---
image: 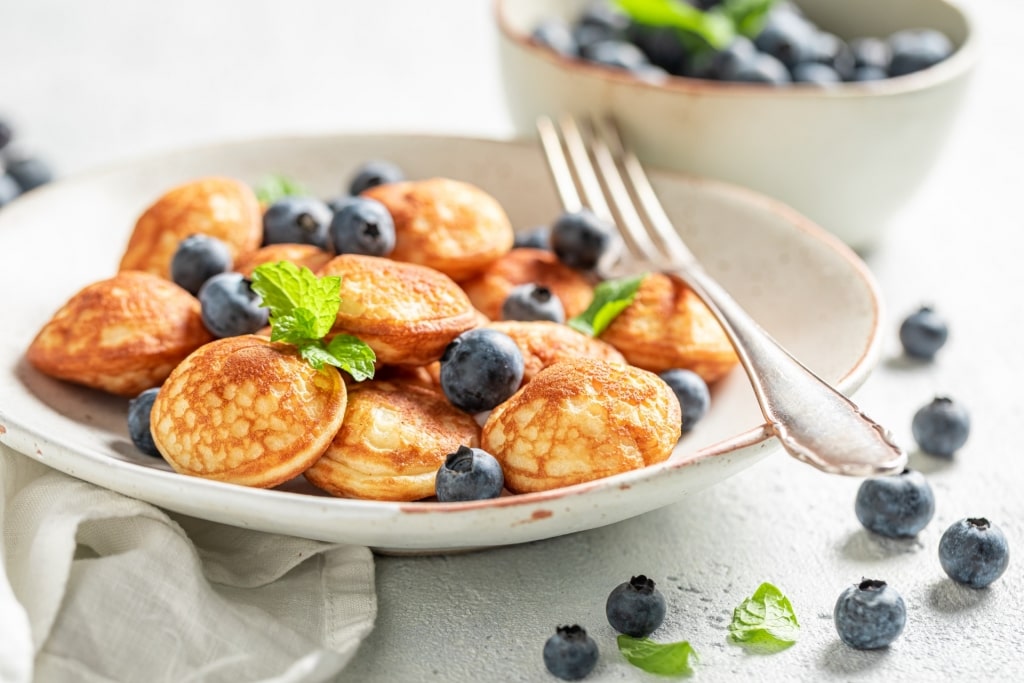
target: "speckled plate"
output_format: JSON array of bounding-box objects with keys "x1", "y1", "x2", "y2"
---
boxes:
[{"x1": 0, "y1": 134, "x2": 882, "y2": 551}]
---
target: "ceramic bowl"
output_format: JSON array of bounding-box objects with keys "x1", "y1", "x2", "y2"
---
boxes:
[{"x1": 495, "y1": 0, "x2": 979, "y2": 250}]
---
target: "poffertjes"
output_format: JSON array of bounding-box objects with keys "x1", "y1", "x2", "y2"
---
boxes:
[
  {"x1": 234, "y1": 243, "x2": 332, "y2": 277},
  {"x1": 305, "y1": 380, "x2": 481, "y2": 501},
  {"x1": 481, "y1": 358, "x2": 681, "y2": 494},
  {"x1": 26, "y1": 271, "x2": 212, "y2": 397},
  {"x1": 150, "y1": 335, "x2": 347, "y2": 488},
  {"x1": 483, "y1": 320, "x2": 626, "y2": 386}
]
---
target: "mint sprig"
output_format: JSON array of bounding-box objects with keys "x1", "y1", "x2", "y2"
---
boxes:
[
  {"x1": 254, "y1": 174, "x2": 308, "y2": 205},
  {"x1": 617, "y1": 635, "x2": 697, "y2": 676},
  {"x1": 728, "y1": 582, "x2": 799, "y2": 653},
  {"x1": 614, "y1": 0, "x2": 777, "y2": 53},
  {"x1": 250, "y1": 261, "x2": 375, "y2": 380},
  {"x1": 568, "y1": 273, "x2": 645, "y2": 337}
]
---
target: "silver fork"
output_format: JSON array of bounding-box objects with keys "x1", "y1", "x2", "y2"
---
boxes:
[{"x1": 536, "y1": 114, "x2": 906, "y2": 477}]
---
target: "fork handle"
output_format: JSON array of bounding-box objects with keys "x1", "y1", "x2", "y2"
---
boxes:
[{"x1": 672, "y1": 262, "x2": 906, "y2": 476}]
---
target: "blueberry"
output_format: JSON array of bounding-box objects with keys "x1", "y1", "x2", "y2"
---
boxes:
[
  {"x1": 326, "y1": 194, "x2": 358, "y2": 216},
  {"x1": 754, "y1": 11, "x2": 816, "y2": 69},
  {"x1": 5, "y1": 155, "x2": 53, "y2": 192},
  {"x1": 502, "y1": 283, "x2": 565, "y2": 323},
  {"x1": 710, "y1": 36, "x2": 758, "y2": 81},
  {"x1": 888, "y1": 29, "x2": 953, "y2": 77},
  {"x1": 531, "y1": 19, "x2": 577, "y2": 57},
  {"x1": 262, "y1": 196, "x2": 332, "y2": 248},
  {"x1": 0, "y1": 173, "x2": 21, "y2": 208},
  {"x1": 434, "y1": 445, "x2": 504, "y2": 502},
  {"x1": 606, "y1": 575, "x2": 666, "y2": 638},
  {"x1": 581, "y1": 40, "x2": 650, "y2": 72},
  {"x1": 658, "y1": 368, "x2": 710, "y2": 432},
  {"x1": 127, "y1": 387, "x2": 162, "y2": 458},
  {"x1": 631, "y1": 25, "x2": 688, "y2": 73},
  {"x1": 833, "y1": 579, "x2": 906, "y2": 649},
  {"x1": 810, "y1": 32, "x2": 856, "y2": 80},
  {"x1": 439, "y1": 328, "x2": 525, "y2": 413},
  {"x1": 0, "y1": 119, "x2": 11, "y2": 151},
  {"x1": 198, "y1": 272, "x2": 269, "y2": 338},
  {"x1": 170, "y1": 234, "x2": 233, "y2": 295},
  {"x1": 912, "y1": 396, "x2": 970, "y2": 457},
  {"x1": 791, "y1": 61, "x2": 841, "y2": 85},
  {"x1": 577, "y1": 0, "x2": 630, "y2": 35},
  {"x1": 348, "y1": 160, "x2": 404, "y2": 196},
  {"x1": 732, "y1": 53, "x2": 792, "y2": 84},
  {"x1": 850, "y1": 37, "x2": 891, "y2": 71},
  {"x1": 328, "y1": 196, "x2": 396, "y2": 257},
  {"x1": 938, "y1": 518, "x2": 1010, "y2": 589},
  {"x1": 899, "y1": 305, "x2": 948, "y2": 360},
  {"x1": 513, "y1": 225, "x2": 552, "y2": 250},
  {"x1": 855, "y1": 468, "x2": 935, "y2": 538},
  {"x1": 550, "y1": 209, "x2": 618, "y2": 271},
  {"x1": 851, "y1": 66, "x2": 889, "y2": 82},
  {"x1": 543, "y1": 625, "x2": 599, "y2": 681}
]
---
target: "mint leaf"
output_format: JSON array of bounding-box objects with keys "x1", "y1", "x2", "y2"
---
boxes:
[
  {"x1": 617, "y1": 636, "x2": 697, "y2": 676},
  {"x1": 614, "y1": 0, "x2": 736, "y2": 50},
  {"x1": 728, "y1": 582, "x2": 799, "y2": 653},
  {"x1": 325, "y1": 334, "x2": 377, "y2": 381},
  {"x1": 568, "y1": 273, "x2": 645, "y2": 337},
  {"x1": 254, "y1": 174, "x2": 308, "y2": 205},
  {"x1": 719, "y1": 0, "x2": 777, "y2": 38}
]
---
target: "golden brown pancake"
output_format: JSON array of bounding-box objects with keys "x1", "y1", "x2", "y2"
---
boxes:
[
  {"x1": 481, "y1": 358, "x2": 681, "y2": 493},
  {"x1": 363, "y1": 177, "x2": 514, "y2": 282},
  {"x1": 119, "y1": 177, "x2": 262, "y2": 278},
  {"x1": 305, "y1": 380, "x2": 481, "y2": 501},
  {"x1": 317, "y1": 253, "x2": 477, "y2": 365},
  {"x1": 26, "y1": 271, "x2": 213, "y2": 397},
  {"x1": 234, "y1": 243, "x2": 332, "y2": 277},
  {"x1": 599, "y1": 272, "x2": 738, "y2": 382},
  {"x1": 484, "y1": 320, "x2": 626, "y2": 385},
  {"x1": 459, "y1": 248, "x2": 594, "y2": 320},
  {"x1": 151, "y1": 335, "x2": 347, "y2": 488}
]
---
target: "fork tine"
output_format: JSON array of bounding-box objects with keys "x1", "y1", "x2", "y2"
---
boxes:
[
  {"x1": 536, "y1": 116, "x2": 583, "y2": 213},
  {"x1": 556, "y1": 115, "x2": 615, "y2": 224}
]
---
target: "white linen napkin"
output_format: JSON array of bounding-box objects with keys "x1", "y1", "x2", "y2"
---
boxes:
[{"x1": 0, "y1": 444, "x2": 376, "y2": 683}]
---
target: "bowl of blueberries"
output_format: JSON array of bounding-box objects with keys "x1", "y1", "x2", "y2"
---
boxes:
[{"x1": 495, "y1": 0, "x2": 978, "y2": 251}]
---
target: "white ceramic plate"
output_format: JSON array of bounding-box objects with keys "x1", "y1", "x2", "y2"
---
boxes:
[{"x1": 0, "y1": 134, "x2": 882, "y2": 551}]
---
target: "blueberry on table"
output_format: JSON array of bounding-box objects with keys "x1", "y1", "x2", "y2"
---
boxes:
[
  {"x1": 198, "y1": 272, "x2": 270, "y2": 338},
  {"x1": 348, "y1": 160, "x2": 404, "y2": 196},
  {"x1": 543, "y1": 625, "x2": 599, "y2": 681},
  {"x1": 550, "y1": 209, "x2": 618, "y2": 272},
  {"x1": 939, "y1": 518, "x2": 1010, "y2": 588},
  {"x1": 855, "y1": 468, "x2": 935, "y2": 538},
  {"x1": 833, "y1": 579, "x2": 906, "y2": 649},
  {"x1": 513, "y1": 225, "x2": 552, "y2": 250},
  {"x1": 659, "y1": 368, "x2": 710, "y2": 432},
  {"x1": 888, "y1": 29, "x2": 954, "y2": 77},
  {"x1": 606, "y1": 575, "x2": 667, "y2": 638},
  {"x1": 434, "y1": 445, "x2": 504, "y2": 502},
  {"x1": 328, "y1": 196, "x2": 396, "y2": 257},
  {"x1": 912, "y1": 396, "x2": 969, "y2": 457},
  {"x1": 899, "y1": 305, "x2": 948, "y2": 360},
  {"x1": 502, "y1": 283, "x2": 565, "y2": 323},
  {"x1": 127, "y1": 387, "x2": 162, "y2": 457},
  {"x1": 531, "y1": 19, "x2": 578, "y2": 57},
  {"x1": 262, "y1": 196, "x2": 332, "y2": 249},
  {"x1": 0, "y1": 173, "x2": 21, "y2": 208},
  {"x1": 5, "y1": 155, "x2": 53, "y2": 192},
  {"x1": 170, "y1": 234, "x2": 233, "y2": 295},
  {"x1": 439, "y1": 328, "x2": 525, "y2": 413}
]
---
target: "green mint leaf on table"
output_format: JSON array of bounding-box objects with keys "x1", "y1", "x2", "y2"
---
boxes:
[
  {"x1": 254, "y1": 174, "x2": 308, "y2": 204},
  {"x1": 617, "y1": 635, "x2": 697, "y2": 676},
  {"x1": 250, "y1": 261, "x2": 375, "y2": 380},
  {"x1": 568, "y1": 273, "x2": 645, "y2": 337},
  {"x1": 728, "y1": 582, "x2": 799, "y2": 652}
]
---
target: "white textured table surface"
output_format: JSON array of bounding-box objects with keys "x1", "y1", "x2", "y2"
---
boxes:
[{"x1": 2, "y1": 1, "x2": 1022, "y2": 681}]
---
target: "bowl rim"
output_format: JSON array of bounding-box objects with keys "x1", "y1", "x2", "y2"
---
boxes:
[{"x1": 494, "y1": 0, "x2": 979, "y2": 99}]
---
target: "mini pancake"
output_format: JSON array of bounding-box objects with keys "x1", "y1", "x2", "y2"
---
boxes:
[
  {"x1": 363, "y1": 177, "x2": 514, "y2": 282},
  {"x1": 317, "y1": 253, "x2": 477, "y2": 366},
  {"x1": 482, "y1": 358, "x2": 681, "y2": 494},
  {"x1": 305, "y1": 380, "x2": 481, "y2": 501},
  {"x1": 119, "y1": 177, "x2": 262, "y2": 278},
  {"x1": 484, "y1": 320, "x2": 626, "y2": 386},
  {"x1": 459, "y1": 248, "x2": 594, "y2": 320},
  {"x1": 26, "y1": 271, "x2": 212, "y2": 397},
  {"x1": 150, "y1": 335, "x2": 346, "y2": 488},
  {"x1": 599, "y1": 272, "x2": 739, "y2": 383},
  {"x1": 234, "y1": 243, "x2": 332, "y2": 277}
]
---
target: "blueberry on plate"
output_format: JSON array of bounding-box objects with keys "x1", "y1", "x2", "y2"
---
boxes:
[
  {"x1": 899, "y1": 305, "x2": 948, "y2": 360},
  {"x1": 834, "y1": 580, "x2": 906, "y2": 649},
  {"x1": 754, "y1": 10, "x2": 816, "y2": 69},
  {"x1": 851, "y1": 66, "x2": 889, "y2": 82},
  {"x1": 262, "y1": 196, "x2": 332, "y2": 248},
  {"x1": 127, "y1": 387, "x2": 162, "y2": 458},
  {"x1": 434, "y1": 445, "x2": 504, "y2": 502},
  {"x1": 912, "y1": 396, "x2": 969, "y2": 457},
  {"x1": 850, "y1": 37, "x2": 891, "y2": 71},
  {"x1": 732, "y1": 53, "x2": 792, "y2": 84},
  {"x1": 0, "y1": 173, "x2": 21, "y2": 208},
  {"x1": 170, "y1": 234, "x2": 233, "y2": 295},
  {"x1": 198, "y1": 272, "x2": 269, "y2": 338},
  {"x1": 501, "y1": 283, "x2": 565, "y2": 323},
  {"x1": 348, "y1": 160, "x2": 404, "y2": 196},
  {"x1": 326, "y1": 194, "x2": 358, "y2": 216},
  {"x1": 710, "y1": 36, "x2": 758, "y2": 81},
  {"x1": 581, "y1": 39, "x2": 650, "y2": 72},
  {"x1": 791, "y1": 61, "x2": 842, "y2": 85},
  {"x1": 513, "y1": 225, "x2": 552, "y2": 250},
  {"x1": 658, "y1": 368, "x2": 710, "y2": 432},
  {"x1": 855, "y1": 468, "x2": 935, "y2": 538},
  {"x1": 939, "y1": 517, "x2": 1010, "y2": 589},
  {"x1": 606, "y1": 575, "x2": 666, "y2": 638},
  {"x1": 888, "y1": 29, "x2": 953, "y2": 77},
  {"x1": 543, "y1": 625, "x2": 599, "y2": 681},
  {"x1": 550, "y1": 209, "x2": 618, "y2": 272},
  {"x1": 328, "y1": 196, "x2": 396, "y2": 257},
  {"x1": 439, "y1": 328, "x2": 525, "y2": 413}
]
